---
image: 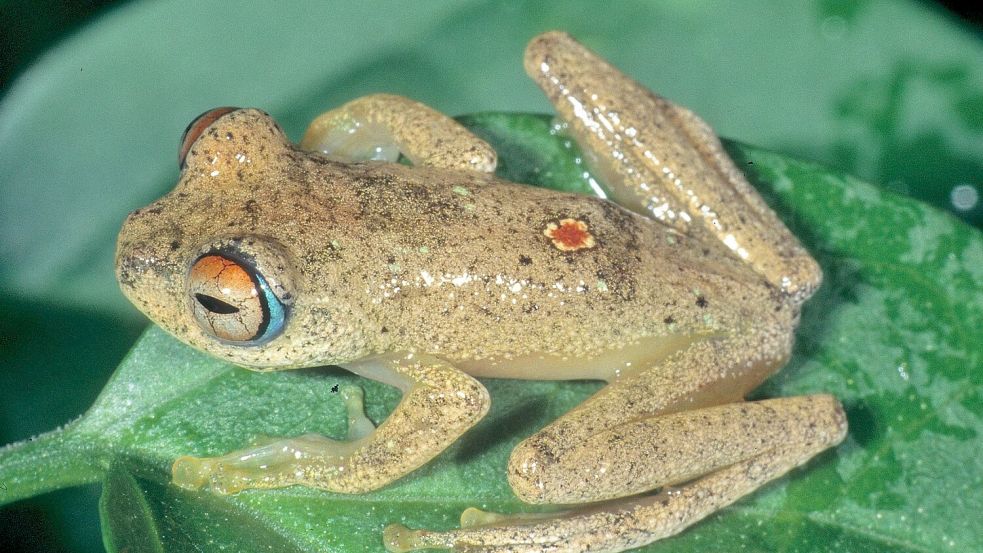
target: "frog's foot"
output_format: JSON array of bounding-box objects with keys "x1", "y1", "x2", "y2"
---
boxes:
[
  {"x1": 384, "y1": 508, "x2": 568, "y2": 553},
  {"x1": 300, "y1": 93, "x2": 497, "y2": 172},
  {"x1": 171, "y1": 386, "x2": 374, "y2": 494},
  {"x1": 171, "y1": 433, "x2": 360, "y2": 494}
]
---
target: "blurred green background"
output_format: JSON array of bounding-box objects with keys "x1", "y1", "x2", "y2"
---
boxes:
[{"x1": 1, "y1": 1, "x2": 980, "y2": 551}]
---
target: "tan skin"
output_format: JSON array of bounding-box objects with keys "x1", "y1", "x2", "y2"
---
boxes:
[{"x1": 115, "y1": 31, "x2": 846, "y2": 553}]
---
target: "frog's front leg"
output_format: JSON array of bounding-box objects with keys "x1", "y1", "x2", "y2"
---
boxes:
[
  {"x1": 300, "y1": 93, "x2": 497, "y2": 173},
  {"x1": 386, "y1": 336, "x2": 846, "y2": 553},
  {"x1": 172, "y1": 354, "x2": 490, "y2": 494}
]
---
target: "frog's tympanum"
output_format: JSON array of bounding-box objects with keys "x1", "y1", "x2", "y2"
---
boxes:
[{"x1": 116, "y1": 32, "x2": 846, "y2": 553}]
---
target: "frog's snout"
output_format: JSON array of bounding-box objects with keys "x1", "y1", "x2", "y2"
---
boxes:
[
  {"x1": 115, "y1": 207, "x2": 180, "y2": 306},
  {"x1": 114, "y1": 246, "x2": 149, "y2": 290},
  {"x1": 115, "y1": 245, "x2": 165, "y2": 308},
  {"x1": 116, "y1": 214, "x2": 151, "y2": 286}
]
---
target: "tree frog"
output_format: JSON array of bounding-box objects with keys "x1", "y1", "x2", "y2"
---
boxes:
[{"x1": 115, "y1": 31, "x2": 846, "y2": 553}]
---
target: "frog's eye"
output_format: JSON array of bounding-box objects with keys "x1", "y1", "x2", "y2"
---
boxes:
[
  {"x1": 188, "y1": 253, "x2": 286, "y2": 344},
  {"x1": 179, "y1": 107, "x2": 239, "y2": 168}
]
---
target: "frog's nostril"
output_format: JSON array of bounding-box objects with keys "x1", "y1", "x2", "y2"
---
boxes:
[
  {"x1": 116, "y1": 250, "x2": 156, "y2": 299},
  {"x1": 115, "y1": 246, "x2": 161, "y2": 286}
]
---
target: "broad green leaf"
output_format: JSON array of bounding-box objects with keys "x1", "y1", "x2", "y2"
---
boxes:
[{"x1": 1, "y1": 113, "x2": 981, "y2": 553}]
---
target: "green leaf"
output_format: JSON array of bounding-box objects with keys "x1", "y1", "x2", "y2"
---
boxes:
[{"x1": 2, "y1": 113, "x2": 981, "y2": 553}]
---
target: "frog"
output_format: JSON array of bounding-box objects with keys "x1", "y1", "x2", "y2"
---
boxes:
[{"x1": 115, "y1": 31, "x2": 846, "y2": 553}]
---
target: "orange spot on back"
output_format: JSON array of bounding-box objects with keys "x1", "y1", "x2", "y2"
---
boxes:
[{"x1": 544, "y1": 218, "x2": 596, "y2": 251}]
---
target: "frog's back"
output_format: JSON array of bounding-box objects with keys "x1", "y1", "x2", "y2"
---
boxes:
[{"x1": 301, "y1": 158, "x2": 787, "y2": 367}]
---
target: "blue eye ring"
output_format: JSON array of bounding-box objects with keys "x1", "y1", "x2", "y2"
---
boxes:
[
  {"x1": 252, "y1": 267, "x2": 286, "y2": 343},
  {"x1": 188, "y1": 251, "x2": 289, "y2": 345}
]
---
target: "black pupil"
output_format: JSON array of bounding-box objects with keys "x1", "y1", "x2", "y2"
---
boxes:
[{"x1": 195, "y1": 293, "x2": 239, "y2": 314}]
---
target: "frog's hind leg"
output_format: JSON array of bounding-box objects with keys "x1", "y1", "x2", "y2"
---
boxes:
[
  {"x1": 300, "y1": 93, "x2": 497, "y2": 173},
  {"x1": 385, "y1": 337, "x2": 846, "y2": 553},
  {"x1": 386, "y1": 436, "x2": 837, "y2": 553},
  {"x1": 525, "y1": 31, "x2": 820, "y2": 302}
]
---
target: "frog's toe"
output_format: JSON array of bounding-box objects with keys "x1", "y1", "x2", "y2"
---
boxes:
[
  {"x1": 171, "y1": 454, "x2": 270, "y2": 494},
  {"x1": 171, "y1": 455, "x2": 214, "y2": 491},
  {"x1": 171, "y1": 436, "x2": 356, "y2": 493},
  {"x1": 382, "y1": 511, "x2": 520, "y2": 552},
  {"x1": 382, "y1": 508, "x2": 571, "y2": 552},
  {"x1": 206, "y1": 465, "x2": 261, "y2": 495},
  {"x1": 383, "y1": 524, "x2": 441, "y2": 553},
  {"x1": 381, "y1": 521, "x2": 551, "y2": 553}
]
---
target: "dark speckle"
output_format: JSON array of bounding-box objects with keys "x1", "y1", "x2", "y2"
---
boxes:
[
  {"x1": 663, "y1": 316, "x2": 675, "y2": 325},
  {"x1": 518, "y1": 255, "x2": 532, "y2": 266},
  {"x1": 169, "y1": 240, "x2": 181, "y2": 251},
  {"x1": 330, "y1": 384, "x2": 339, "y2": 393},
  {"x1": 696, "y1": 296, "x2": 708, "y2": 308}
]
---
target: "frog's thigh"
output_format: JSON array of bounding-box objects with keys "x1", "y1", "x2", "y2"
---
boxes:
[
  {"x1": 300, "y1": 93, "x2": 497, "y2": 172},
  {"x1": 171, "y1": 355, "x2": 490, "y2": 495},
  {"x1": 506, "y1": 338, "x2": 846, "y2": 505},
  {"x1": 510, "y1": 395, "x2": 845, "y2": 504}
]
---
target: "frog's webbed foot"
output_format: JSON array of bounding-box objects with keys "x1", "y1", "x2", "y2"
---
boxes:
[
  {"x1": 526, "y1": 31, "x2": 821, "y2": 303},
  {"x1": 300, "y1": 93, "x2": 497, "y2": 173},
  {"x1": 172, "y1": 357, "x2": 490, "y2": 495},
  {"x1": 172, "y1": 386, "x2": 372, "y2": 494},
  {"x1": 172, "y1": 433, "x2": 356, "y2": 494}
]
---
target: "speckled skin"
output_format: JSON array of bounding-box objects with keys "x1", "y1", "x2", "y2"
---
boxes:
[
  {"x1": 116, "y1": 106, "x2": 787, "y2": 372},
  {"x1": 115, "y1": 31, "x2": 846, "y2": 553}
]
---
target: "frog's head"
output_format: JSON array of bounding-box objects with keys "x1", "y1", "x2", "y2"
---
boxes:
[{"x1": 116, "y1": 108, "x2": 374, "y2": 370}]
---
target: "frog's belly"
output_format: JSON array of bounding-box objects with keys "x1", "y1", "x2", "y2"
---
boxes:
[{"x1": 452, "y1": 332, "x2": 706, "y2": 382}]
